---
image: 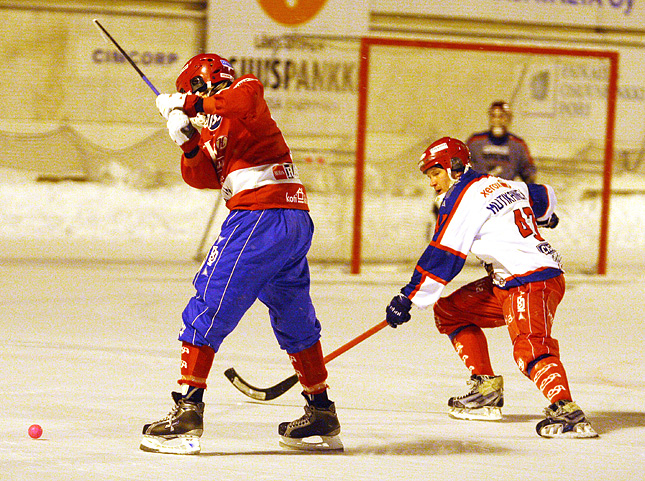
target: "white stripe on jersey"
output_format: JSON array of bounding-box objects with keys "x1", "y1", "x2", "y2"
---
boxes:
[{"x1": 221, "y1": 162, "x2": 303, "y2": 201}]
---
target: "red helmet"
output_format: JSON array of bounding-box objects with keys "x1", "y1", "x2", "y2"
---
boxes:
[
  {"x1": 418, "y1": 137, "x2": 470, "y2": 174},
  {"x1": 176, "y1": 54, "x2": 235, "y2": 95}
]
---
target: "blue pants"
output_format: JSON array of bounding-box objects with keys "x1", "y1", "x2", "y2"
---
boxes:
[{"x1": 179, "y1": 209, "x2": 321, "y2": 354}]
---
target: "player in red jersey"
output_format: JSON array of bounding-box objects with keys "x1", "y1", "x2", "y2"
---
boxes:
[{"x1": 140, "y1": 54, "x2": 342, "y2": 454}]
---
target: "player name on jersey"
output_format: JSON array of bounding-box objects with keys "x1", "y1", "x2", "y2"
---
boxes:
[{"x1": 486, "y1": 189, "x2": 528, "y2": 215}]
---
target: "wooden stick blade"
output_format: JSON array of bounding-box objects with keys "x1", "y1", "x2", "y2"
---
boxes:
[
  {"x1": 224, "y1": 368, "x2": 299, "y2": 401},
  {"x1": 223, "y1": 320, "x2": 388, "y2": 401}
]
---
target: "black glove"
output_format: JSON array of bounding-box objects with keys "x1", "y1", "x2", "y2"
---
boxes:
[
  {"x1": 537, "y1": 213, "x2": 559, "y2": 229},
  {"x1": 386, "y1": 293, "x2": 412, "y2": 328}
]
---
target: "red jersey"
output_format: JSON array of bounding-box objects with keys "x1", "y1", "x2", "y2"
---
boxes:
[{"x1": 180, "y1": 75, "x2": 308, "y2": 211}]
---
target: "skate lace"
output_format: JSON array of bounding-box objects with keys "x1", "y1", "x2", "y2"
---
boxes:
[
  {"x1": 160, "y1": 404, "x2": 182, "y2": 426},
  {"x1": 290, "y1": 406, "x2": 314, "y2": 428},
  {"x1": 452, "y1": 378, "x2": 479, "y2": 401},
  {"x1": 544, "y1": 401, "x2": 582, "y2": 422}
]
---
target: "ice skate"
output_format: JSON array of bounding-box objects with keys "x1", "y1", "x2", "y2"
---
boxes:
[
  {"x1": 140, "y1": 392, "x2": 204, "y2": 454},
  {"x1": 278, "y1": 393, "x2": 343, "y2": 452},
  {"x1": 536, "y1": 400, "x2": 598, "y2": 438},
  {"x1": 448, "y1": 374, "x2": 504, "y2": 420}
]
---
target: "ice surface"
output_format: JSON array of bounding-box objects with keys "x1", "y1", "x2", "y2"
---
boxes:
[
  {"x1": 1, "y1": 260, "x2": 643, "y2": 481},
  {"x1": 0, "y1": 169, "x2": 643, "y2": 480}
]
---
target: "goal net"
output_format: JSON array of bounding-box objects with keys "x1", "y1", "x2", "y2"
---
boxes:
[{"x1": 350, "y1": 37, "x2": 618, "y2": 274}]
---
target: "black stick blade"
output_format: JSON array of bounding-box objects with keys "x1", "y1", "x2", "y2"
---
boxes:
[{"x1": 224, "y1": 368, "x2": 299, "y2": 401}]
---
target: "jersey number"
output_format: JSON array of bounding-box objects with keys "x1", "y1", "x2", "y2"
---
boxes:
[{"x1": 513, "y1": 207, "x2": 544, "y2": 241}]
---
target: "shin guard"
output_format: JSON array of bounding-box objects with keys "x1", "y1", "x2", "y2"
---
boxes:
[
  {"x1": 178, "y1": 342, "x2": 215, "y2": 389},
  {"x1": 449, "y1": 325, "x2": 495, "y2": 376},
  {"x1": 288, "y1": 341, "x2": 328, "y2": 394},
  {"x1": 529, "y1": 356, "x2": 572, "y2": 404}
]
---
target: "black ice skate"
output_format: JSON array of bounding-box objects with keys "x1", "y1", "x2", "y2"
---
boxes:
[
  {"x1": 448, "y1": 374, "x2": 504, "y2": 420},
  {"x1": 140, "y1": 392, "x2": 204, "y2": 454},
  {"x1": 536, "y1": 399, "x2": 598, "y2": 438},
  {"x1": 278, "y1": 393, "x2": 343, "y2": 452}
]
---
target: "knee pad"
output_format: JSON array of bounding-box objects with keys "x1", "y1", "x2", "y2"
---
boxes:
[
  {"x1": 513, "y1": 337, "x2": 560, "y2": 376},
  {"x1": 434, "y1": 297, "x2": 468, "y2": 335},
  {"x1": 435, "y1": 298, "x2": 505, "y2": 338}
]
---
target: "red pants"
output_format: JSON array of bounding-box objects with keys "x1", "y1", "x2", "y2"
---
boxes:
[{"x1": 434, "y1": 275, "x2": 565, "y2": 377}]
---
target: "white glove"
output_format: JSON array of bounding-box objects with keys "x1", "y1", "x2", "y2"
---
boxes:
[
  {"x1": 156, "y1": 92, "x2": 187, "y2": 120},
  {"x1": 166, "y1": 109, "x2": 196, "y2": 146}
]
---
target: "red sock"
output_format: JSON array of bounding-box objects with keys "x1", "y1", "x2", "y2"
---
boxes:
[
  {"x1": 450, "y1": 326, "x2": 495, "y2": 376},
  {"x1": 530, "y1": 357, "x2": 572, "y2": 403},
  {"x1": 178, "y1": 342, "x2": 215, "y2": 389},
  {"x1": 288, "y1": 341, "x2": 328, "y2": 394}
]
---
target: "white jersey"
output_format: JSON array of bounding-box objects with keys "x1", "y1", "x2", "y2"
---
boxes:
[{"x1": 403, "y1": 168, "x2": 563, "y2": 309}]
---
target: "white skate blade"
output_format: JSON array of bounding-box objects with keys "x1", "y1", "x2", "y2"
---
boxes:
[
  {"x1": 279, "y1": 434, "x2": 344, "y2": 452},
  {"x1": 538, "y1": 422, "x2": 599, "y2": 439},
  {"x1": 140, "y1": 435, "x2": 201, "y2": 454},
  {"x1": 449, "y1": 406, "x2": 502, "y2": 421}
]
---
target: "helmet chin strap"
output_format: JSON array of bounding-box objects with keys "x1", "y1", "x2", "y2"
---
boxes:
[
  {"x1": 446, "y1": 171, "x2": 458, "y2": 191},
  {"x1": 448, "y1": 165, "x2": 468, "y2": 186},
  {"x1": 435, "y1": 167, "x2": 467, "y2": 204}
]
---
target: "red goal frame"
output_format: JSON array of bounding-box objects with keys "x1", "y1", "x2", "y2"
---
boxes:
[{"x1": 351, "y1": 37, "x2": 619, "y2": 275}]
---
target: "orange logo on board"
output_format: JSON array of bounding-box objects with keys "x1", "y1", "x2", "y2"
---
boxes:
[{"x1": 256, "y1": 0, "x2": 328, "y2": 26}]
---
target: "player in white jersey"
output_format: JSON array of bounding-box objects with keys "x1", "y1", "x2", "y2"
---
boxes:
[{"x1": 385, "y1": 137, "x2": 597, "y2": 438}]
